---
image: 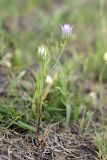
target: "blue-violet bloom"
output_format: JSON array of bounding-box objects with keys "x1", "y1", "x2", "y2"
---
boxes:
[{"x1": 61, "y1": 24, "x2": 73, "y2": 38}]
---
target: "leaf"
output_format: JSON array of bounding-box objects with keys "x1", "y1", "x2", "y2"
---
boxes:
[{"x1": 16, "y1": 121, "x2": 35, "y2": 132}]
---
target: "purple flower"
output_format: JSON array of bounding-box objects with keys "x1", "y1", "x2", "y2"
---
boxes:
[{"x1": 61, "y1": 24, "x2": 73, "y2": 38}]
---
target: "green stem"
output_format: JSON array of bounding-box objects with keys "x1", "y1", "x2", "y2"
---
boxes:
[
  {"x1": 51, "y1": 41, "x2": 67, "y2": 70},
  {"x1": 32, "y1": 60, "x2": 47, "y2": 134},
  {"x1": 99, "y1": 65, "x2": 105, "y2": 124},
  {"x1": 99, "y1": 0, "x2": 106, "y2": 48}
]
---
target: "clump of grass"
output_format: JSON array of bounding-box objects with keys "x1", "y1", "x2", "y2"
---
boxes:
[{"x1": 95, "y1": 131, "x2": 107, "y2": 160}]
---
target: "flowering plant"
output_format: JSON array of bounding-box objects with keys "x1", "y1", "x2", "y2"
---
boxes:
[{"x1": 32, "y1": 24, "x2": 73, "y2": 134}]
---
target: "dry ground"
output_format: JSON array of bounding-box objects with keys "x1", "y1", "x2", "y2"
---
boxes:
[{"x1": 0, "y1": 126, "x2": 98, "y2": 160}]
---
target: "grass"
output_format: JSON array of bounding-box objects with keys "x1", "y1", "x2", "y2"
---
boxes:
[{"x1": 0, "y1": 0, "x2": 107, "y2": 159}]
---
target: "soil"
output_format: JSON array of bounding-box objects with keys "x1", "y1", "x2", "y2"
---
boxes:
[{"x1": 0, "y1": 128, "x2": 98, "y2": 160}]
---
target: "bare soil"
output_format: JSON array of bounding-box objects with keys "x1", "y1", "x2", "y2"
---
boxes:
[{"x1": 0, "y1": 127, "x2": 98, "y2": 160}]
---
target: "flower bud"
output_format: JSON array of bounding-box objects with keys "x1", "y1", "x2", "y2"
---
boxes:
[
  {"x1": 37, "y1": 46, "x2": 47, "y2": 60},
  {"x1": 45, "y1": 75, "x2": 53, "y2": 84}
]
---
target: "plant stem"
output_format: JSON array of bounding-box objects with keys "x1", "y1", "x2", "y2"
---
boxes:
[
  {"x1": 99, "y1": 65, "x2": 105, "y2": 124},
  {"x1": 51, "y1": 41, "x2": 67, "y2": 71}
]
